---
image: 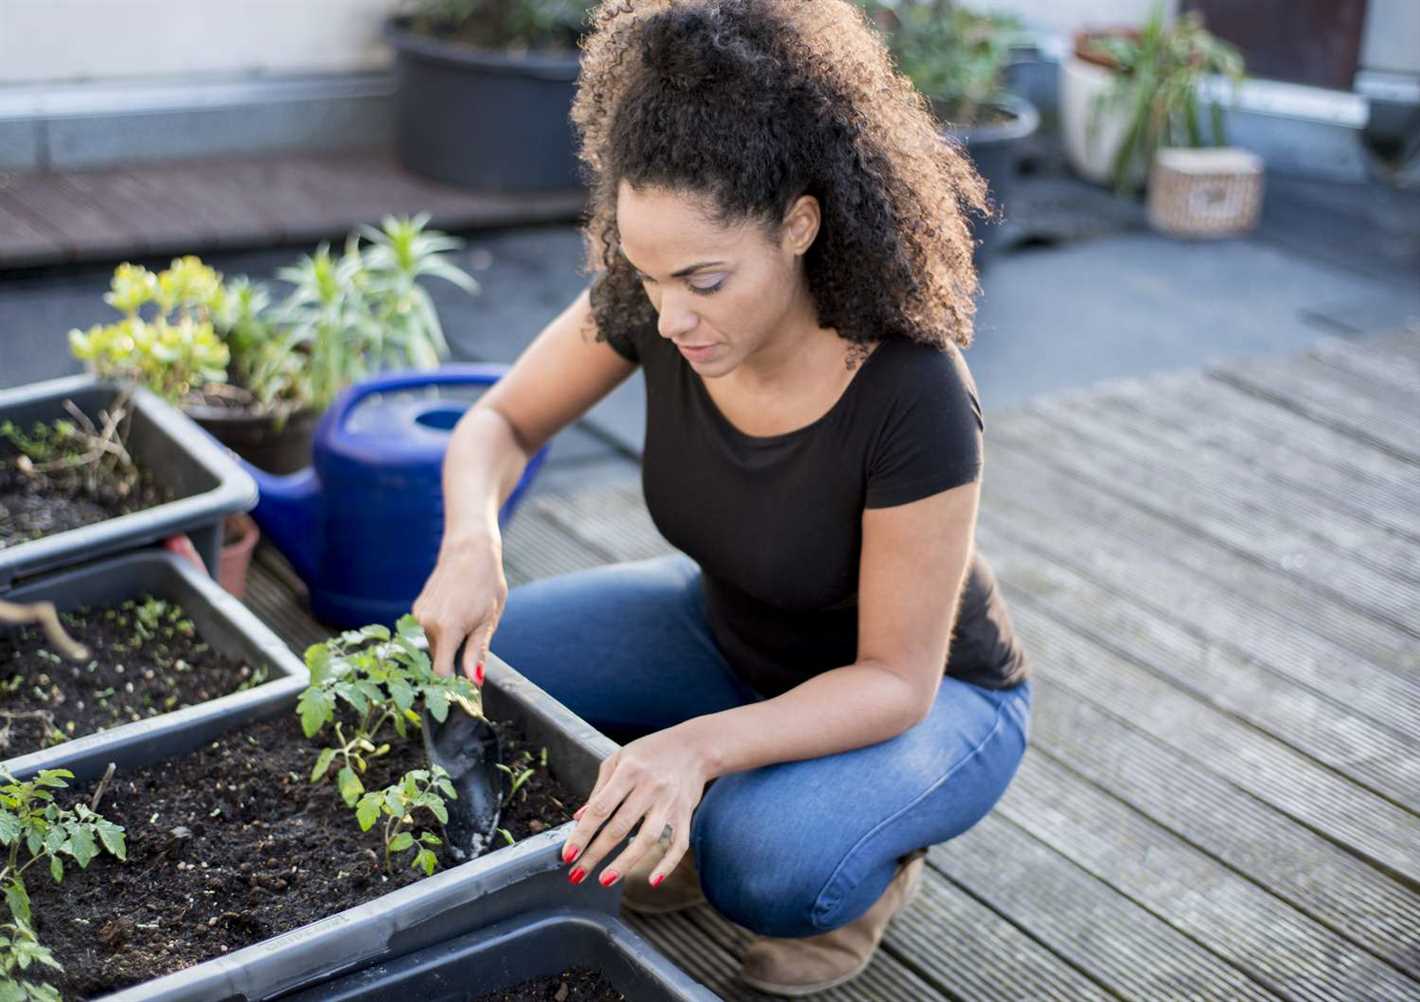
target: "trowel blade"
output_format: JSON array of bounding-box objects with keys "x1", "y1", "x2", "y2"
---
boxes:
[{"x1": 420, "y1": 666, "x2": 503, "y2": 862}]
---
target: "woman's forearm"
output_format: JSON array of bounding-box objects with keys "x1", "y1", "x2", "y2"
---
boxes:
[
  {"x1": 677, "y1": 661, "x2": 928, "y2": 780},
  {"x1": 441, "y1": 405, "x2": 532, "y2": 546}
]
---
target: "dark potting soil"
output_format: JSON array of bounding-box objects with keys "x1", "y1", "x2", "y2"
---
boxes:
[
  {"x1": 472, "y1": 966, "x2": 627, "y2": 1002},
  {"x1": 0, "y1": 596, "x2": 262, "y2": 757},
  {"x1": 0, "y1": 443, "x2": 169, "y2": 548},
  {"x1": 27, "y1": 713, "x2": 577, "y2": 999}
]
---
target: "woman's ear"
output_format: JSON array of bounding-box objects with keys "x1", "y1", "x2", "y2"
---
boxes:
[{"x1": 781, "y1": 194, "x2": 821, "y2": 256}]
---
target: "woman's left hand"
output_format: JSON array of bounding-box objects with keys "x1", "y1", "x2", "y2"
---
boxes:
[{"x1": 561, "y1": 725, "x2": 711, "y2": 889}]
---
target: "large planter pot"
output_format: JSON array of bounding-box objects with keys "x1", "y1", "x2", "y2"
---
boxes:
[
  {"x1": 28, "y1": 649, "x2": 619, "y2": 1001},
  {"x1": 948, "y1": 93, "x2": 1041, "y2": 268},
  {"x1": 0, "y1": 550, "x2": 307, "y2": 782},
  {"x1": 285, "y1": 910, "x2": 718, "y2": 1001},
  {"x1": 384, "y1": 17, "x2": 581, "y2": 192},
  {"x1": 0, "y1": 377, "x2": 257, "y2": 588},
  {"x1": 1060, "y1": 52, "x2": 1146, "y2": 189},
  {"x1": 187, "y1": 403, "x2": 319, "y2": 476}
]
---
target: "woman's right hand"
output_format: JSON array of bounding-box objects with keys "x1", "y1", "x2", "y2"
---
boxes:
[{"x1": 412, "y1": 530, "x2": 508, "y2": 685}]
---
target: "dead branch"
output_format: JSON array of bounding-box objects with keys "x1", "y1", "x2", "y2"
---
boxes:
[{"x1": 0, "y1": 598, "x2": 90, "y2": 661}]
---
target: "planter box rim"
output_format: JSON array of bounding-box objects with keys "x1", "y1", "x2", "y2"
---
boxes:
[
  {"x1": 384, "y1": 17, "x2": 580, "y2": 79},
  {"x1": 1, "y1": 549, "x2": 308, "y2": 780},
  {"x1": 289, "y1": 908, "x2": 719, "y2": 1001},
  {"x1": 0, "y1": 375, "x2": 258, "y2": 590}
]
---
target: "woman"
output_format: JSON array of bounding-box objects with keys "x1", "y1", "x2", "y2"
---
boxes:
[{"x1": 413, "y1": 0, "x2": 1032, "y2": 994}]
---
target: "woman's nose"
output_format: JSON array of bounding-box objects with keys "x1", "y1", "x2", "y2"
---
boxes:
[{"x1": 657, "y1": 294, "x2": 699, "y2": 341}]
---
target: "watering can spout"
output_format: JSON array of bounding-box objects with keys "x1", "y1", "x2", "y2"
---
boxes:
[{"x1": 239, "y1": 460, "x2": 324, "y2": 586}]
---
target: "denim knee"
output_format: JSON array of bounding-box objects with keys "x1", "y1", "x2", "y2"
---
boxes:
[{"x1": 692, "y1": 791, "x2": 839, "y2": 938}]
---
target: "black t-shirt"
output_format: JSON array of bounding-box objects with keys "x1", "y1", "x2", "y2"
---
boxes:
[{"x1": 603, "y1": 316, "x2": 1030, "y2": 699}]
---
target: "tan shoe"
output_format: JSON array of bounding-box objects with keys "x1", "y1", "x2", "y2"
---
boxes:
[
  {"x1": 619, "y1": 846, "x2": 707, "y2": 915},
  {"x1": 738, "y1": 849, "x2": 927, "y2": 997}
]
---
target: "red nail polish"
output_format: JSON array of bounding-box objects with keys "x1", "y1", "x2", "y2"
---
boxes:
[
  {"x1": 599, "y1": 870, "x2": 619, "y2": 887},
  {"x1": 651, "y1": 873, "x2": 665, "y2": 888},
  {"x1": 569, "y1": 867, "x2": 587, "y2": 885},
  {"x1": 562, "y1": 844, "x2": 579, "y2": 864},
  {"x1": 474, "y1": 662, "x2": 485, "y2": 686}
]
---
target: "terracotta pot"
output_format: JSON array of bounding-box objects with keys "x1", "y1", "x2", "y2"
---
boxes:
[{"x1": 217, "y1": 513, "x2": 260, "y2": 599}]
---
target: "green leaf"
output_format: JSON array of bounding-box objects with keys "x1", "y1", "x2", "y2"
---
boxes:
[
  {"x1": 297, "y1": 687, "x2": 333, "y2": 738},
  {"x1": 337, "y1": 766, "x2": 364, "y2": 807},
  {"x1": 5, "y1": 879, "x2": 31, "y2": 926},
  {"x1": 388, "y1": 832, "x2": 414, "y2": 853},
  {"x1": 35, "y1": 770, "x2": 71, "y2": 789},
  {"x1": 355, "y1": 794, "x2": 381, "y2": 831},
  {"x1": 310, "y1": 747, "x2": 337, "y2": 783},
  {"x1": 424, "y1": 797, "x2": 448, "y2": 826},
  {"x1": 49, "y1": 856, "x2": 63, "y2": 883},
  {"x1": 0, "y1": 810, "x2": 20, "y2": 846},
  {"x1": 414, "y1": 847, "x2": 437, "y2": 877},
  {"x1": 360, "y1": 624, "x2": 391, "y2": 642},
  {"x1": 395, "y1": 614, "x2": 425, "y2": 643},
  {"x1": 67, "y1": 827, "x2": 98, "y2": 868},
  {"x1": 333, "y1": 681, "x2": 367, "y2": 714},
  {"x1": 96, "y1": 820, "x2": 126, "y2": 860},
  {"x1": 304, "y1": 643, "x2": 331, "y2": 683},
  {"x1": 424, "y1": 687, "x2": 449, "y2": 723},
  {"x1": 420, "y1": 832, "x2": 442, "y2": 846},
  {"x1": 387, "y1": 678, "x2": 415, "y2": 713}
]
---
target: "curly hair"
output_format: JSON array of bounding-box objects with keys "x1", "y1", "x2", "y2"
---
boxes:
[{"x1": 572, "y1": 0, "x2": 991, "y2": 360}]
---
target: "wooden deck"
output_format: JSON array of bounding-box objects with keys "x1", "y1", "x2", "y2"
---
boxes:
[
  {"x1": 0, "y1": 150, "x2": 585, "y2": 270},
  {"x1": 243, "y1": 328, "x2": 1420, "y2": 1001}
]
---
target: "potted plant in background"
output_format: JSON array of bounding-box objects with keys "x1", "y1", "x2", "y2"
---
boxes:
[
  {"x1": 1061, "y1": 4, "x2": 1244, "y2": 193},
  {"x1": 384, "y1": 0, "x2": 593, "y2": 191},
  {"x1": 67, "y1": 216, "x2": 478, "y2": 595},
  {"x1": 863, "y1": 0, "x2": 1040, "y2": 267}
]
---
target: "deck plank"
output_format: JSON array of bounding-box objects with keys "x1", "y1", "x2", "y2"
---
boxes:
[
  {"x1": 1023, "y1": 671, "x2": 1420, "y2": 981},
  {"x1": 0, "y1": 152, "x2": 586, "y2": 270},
  {"x1": 995, "y1": 754, "x2": 1420, "y2": 1000},
  {"x1": 929, "y1": 815, "x2": 1280, "y2": 1001},
  {"x1": 975, "y1": 521, "x2": 1420, "y2": 812},
  {"x1": 979, "y1": 441, "x2": 1418, "y2": 679},
  {"x1": 990, "y1": 406, "x2": 1420, "y2": 633},
  {"x1": 1212, "y1": 353, "x2": 1420, "y2": 466},
  {"x1": 1083, "y1": 371, "x2": 1420, "y2": 541}
]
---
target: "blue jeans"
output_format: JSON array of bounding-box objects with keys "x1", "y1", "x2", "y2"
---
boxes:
[{"x1": 492, "y1": 553, "x2": 1032, "y2": 938}]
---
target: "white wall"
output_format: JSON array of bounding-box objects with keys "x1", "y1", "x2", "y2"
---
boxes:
[
  {"x1": 0, "y1": 0, "x2": 399, "y2": 84},
  {"x1": 989, "y1": 0, "x2": 1180, "y2": 38}
]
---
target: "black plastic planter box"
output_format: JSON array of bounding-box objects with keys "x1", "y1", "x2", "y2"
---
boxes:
[
  {"x1": 0, "y1": 376, "x2": 258, "y2": 587},
  {"x1": 0, "y1": 549, "x2": 308, "y2": 781},
  {"x1": 75, "y1": 652, "x2": 621, "y2": 1002},
  {"x1": 283, "y1": 909, "x2": 719, "y2": 1002}
]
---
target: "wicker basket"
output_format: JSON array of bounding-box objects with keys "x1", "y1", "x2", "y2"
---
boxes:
[{"x1": 1147, "y1": 147, "x2": 1264, "y2": 238}]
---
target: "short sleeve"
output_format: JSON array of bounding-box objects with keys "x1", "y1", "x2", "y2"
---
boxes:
[{"x1": 864, "y1": 345, "x2": 984, "y2": 509}]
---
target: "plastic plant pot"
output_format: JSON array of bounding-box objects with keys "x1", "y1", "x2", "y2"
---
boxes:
[
  {"x1": 281, "y1": 909, "x2": 719, "y2": 1002},
  {"x1": 0, "y1": 549, "x2": 307, "y2": 782},
  {"x1": 0, "y1": 376, "x2": 258, "y2": 589},
  {"x1": 67, "y1": 654, "x2": 620, "y2": 1002}
]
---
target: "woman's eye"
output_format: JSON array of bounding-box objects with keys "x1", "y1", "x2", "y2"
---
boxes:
[{"x1": 689, "y1": 277, "x2": 725, "y2": 296}]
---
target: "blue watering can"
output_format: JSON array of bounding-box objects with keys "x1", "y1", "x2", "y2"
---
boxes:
[{"x1": 241, "y1": 365, "x2": 548, "y2": 628}]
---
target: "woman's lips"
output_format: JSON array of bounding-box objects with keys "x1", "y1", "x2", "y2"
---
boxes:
[{"x1": 678, "y1": 343, "x2": 718, "y2": 362}]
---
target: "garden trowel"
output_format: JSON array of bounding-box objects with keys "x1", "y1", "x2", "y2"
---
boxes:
[{"x1": 420, "y1": 640, "x2": 504, "y2": 862}]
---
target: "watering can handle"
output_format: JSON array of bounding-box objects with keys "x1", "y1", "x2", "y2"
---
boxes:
[{"x1": 322, "y1": 364, "x2": 510, "y2": 436}]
